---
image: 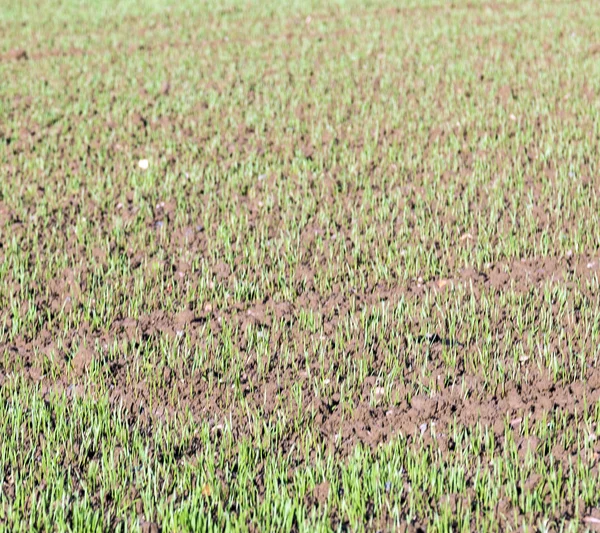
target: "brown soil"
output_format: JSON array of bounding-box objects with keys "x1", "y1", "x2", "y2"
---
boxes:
[{"x1": 2, "y1": 0, "x2": 600, "y2": 529}]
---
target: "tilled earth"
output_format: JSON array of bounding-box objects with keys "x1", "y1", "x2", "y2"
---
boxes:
[{"x1": 2, "y1": 0, "x2": 600, "y2": 530}]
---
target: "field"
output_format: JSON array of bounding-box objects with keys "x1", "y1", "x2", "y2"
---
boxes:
[{"x1": 1, "y1": 0, "x2": 600, "y2": 530}]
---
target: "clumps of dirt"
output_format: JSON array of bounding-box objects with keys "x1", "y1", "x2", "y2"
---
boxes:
[
  {"x1": 588, "y1": 43, "x2": 600, "y2": 57},
  {"x1": 306, "y1": 480, "x2": 330, "y2": 506},
  {"x1": 421, "y1": 253, "x2": 600, "y2": 295},
  {"x1": 2, "y1": 48, "x2": 28, "y2": 61},
  {"x1": 70, "y1": 347, "x2": 94, "y2": 376}
]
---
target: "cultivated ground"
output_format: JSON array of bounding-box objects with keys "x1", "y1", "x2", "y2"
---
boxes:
[{"x1": 1, "y1": 0, "x2": 600, "y2": 531}]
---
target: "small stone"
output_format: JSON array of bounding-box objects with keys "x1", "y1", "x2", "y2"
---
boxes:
[{"x1": 583, "y1": 516, "x2": 600, "y2": 525}]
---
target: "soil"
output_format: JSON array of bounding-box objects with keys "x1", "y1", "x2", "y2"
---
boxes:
[{"x1": 2, "y1": 0, "x2": 600, "y2": 529}]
